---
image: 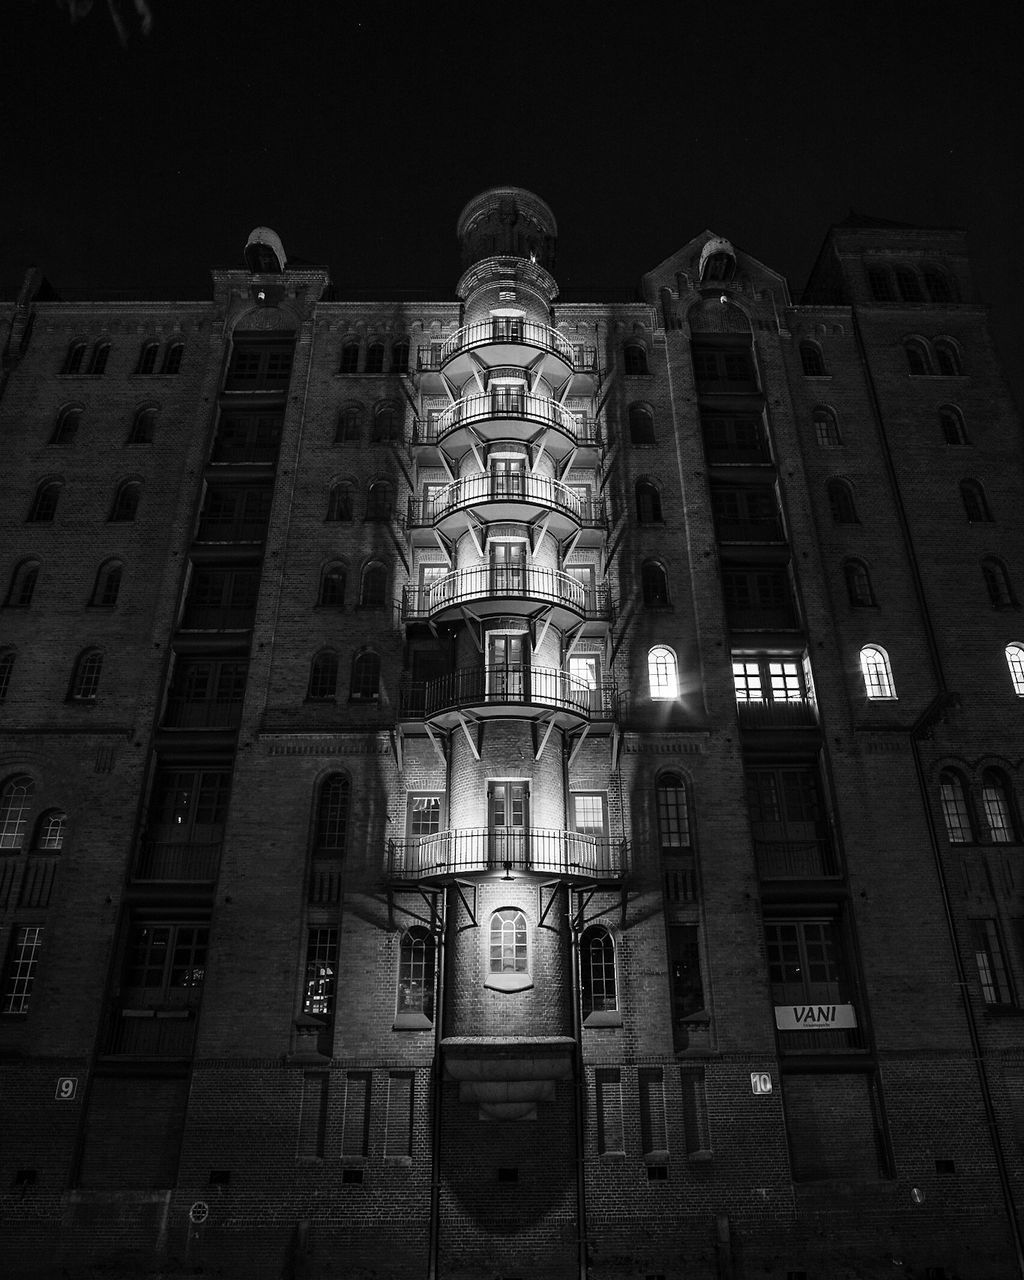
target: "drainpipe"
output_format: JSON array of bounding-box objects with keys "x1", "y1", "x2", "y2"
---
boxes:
[
  {"x1": 426, "y1": 884, "x2": 447, "y2": 1280},
  {"x1": 568, "y1": 898, "x2": 589, "y2": 1280}
]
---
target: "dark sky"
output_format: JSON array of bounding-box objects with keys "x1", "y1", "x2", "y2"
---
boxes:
[{"x1": 3, "y1": 0, "x2": 1022, "y2": 405}]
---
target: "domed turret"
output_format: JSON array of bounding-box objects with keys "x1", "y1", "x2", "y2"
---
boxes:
[
  {"x1": 244, "y1": 226, "x2": 287, "y2": 274},
  {"x1": 456, "y1": 187, "x2": 557, "y2": 273}
]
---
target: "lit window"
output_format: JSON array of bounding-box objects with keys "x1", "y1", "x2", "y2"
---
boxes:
[
  {"x1": 647, "y1": 645, "x2": 678, "y2": 700},
  {"x1": 983, "y1": 558, "x2": 1016, "y2": 609},
  {"x1": 28, "y1": 480, "x2": 61, "y2": 523},
  {"x1": 318, "y1": 563, "x2": 345, "y2": 607},
  {"x1": 641, "y1": 561, "x2": 669, "y2": 607},
  {"x1": 628, "y1": 404, "x2": 656, "y2": 444},
  {"x1": 733, "y1": 657, "x2": 805, "y2": 703},
  {"x1": 489, "y1": 909, "x2": 528, "y2": 973},
  {"x1": 960, "y1": 480, "x2": 991, "y2": 522},
  {"x1": 50, "y1": 407, "x2": 81, "y2": 446},
  {"x1": 5, "y1": 561, "x2": 39, "y2": 608},
  {"x1": 982, "y1": 771, "x2": 1016, "y2": 844},
  {"x1": 0, "y1": 775, "x2": 34, "y2": 849},
  {"x1": 940, "y1": 770, "x2": 974, "y2": 843},
  {"x1": 2, "y1": 926, "x2": 43, "y2": 1015},
  {"x1": 572, "y1": 793, "x2": 608, "y2": 839},
  {"x1": 128, "y1": 407, "x2": 156, "y2": 444},
  {"x1": 827, "y1": 479, "x2": 858, "y2": 524},
  {"x1": 109, "y1": 480, "x2": 141, "y2": 522},
  {"x1": 35, "y1": 810, "x2": 66, "y2": 850},
  {"x1": 636, "y1": 480, "x2": 663, "y2": 523},
  {"x1": 859, "y1": 645, "x2": 896, "y2": 699},
  {"x1": 1005, "y1": 644, "x2": 1024, "y2": 697},
  {"x1": 326, "y1": 480, "x2": 354, "y2": 521},
  {"x1": 90, "y1": 560, "x2": 123, "y2": 607},
  {"x1": 813, "y1": 407, "x2": 842, "y2": 447},
  {"x1": 0, "y1": 651, "x2": 14, "y2": 702},
  {"x1": 136, "y1": 342, "x2": 159, "y2": 375},
  {"x1": 70, "y1": 649, "x2": 103, "y2": 700},
  {"x1": 303, "y1": 927, "x2": 339, "y2": 1017},
  {"x1": 656, "y1": 772, "x2": 691, "y2": 851},
  {"x1": 844, "y1": 559, "x2": 875, "y2": 607},
  {"x1": 799, "y1": 342, "x2": 826, "y2": 376},
  {"x1": 397, "y1": 927, "x2": 436, "y2": 1024},
  {"x1": 350, "y1": 650, "x2": 381, "y2": 701},
  {"x1": 407, "y1": 794, "x2": 442, "y2": 841},
  {"x1": 581, "y1": 927, "x2": 617, "y2": 1016},
  {"x1": 315, "y1": 775, "x2": 349, "y2": 853},
  {"x1": 307, "y1": 651, "x2": 338, "y2": 700},
  {"x1": 971, "y1": 919, "x2": 1013, "y2": 1005},
  {"x1": 623, "y1": 344, "x2": 648, "y2": 375}
]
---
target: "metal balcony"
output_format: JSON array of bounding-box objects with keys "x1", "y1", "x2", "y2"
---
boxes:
[
  {"x1": 105, "y1": 1008, "x2": 197, "y2": 1057},
  {"x1": 714, "y1": 517, "x2": 786, "y2": 543},
  {"x1": 386, "y1": 827, "x2": 629, "y2": 882},
  {"x1": 436, "y1": 319, "x2": 575, "y2": 375},
  {"x1": 752, "y1": 831, "x2": 838, "y2": 880},
  {"x1": 736, "y1": 698, "x2": 818, "y2": 729},
  {"x1": 132, "y1": 840, "x2": 223, "y2": 883},
  {"x1": 162, "y1": 699, "x2": 243, "y2": 729},
  {"x1": 402, "y1": 565, "x2": 611, "y2": 627},
  {"x1": 412, "y1": 394, "x2": 600, "y2": 461},
  {"x1": 194, "y1": 517, "x2": 268, "y2": 544},
  {"x1": 178, "y1": 605, "x2": 257, "y2": 631},
  {"x1": 407, "y1": 473, "x2": 606, "y2": 537},
  {"x1": 397, "y1": 665, "x2": 618, "y2": 726}
]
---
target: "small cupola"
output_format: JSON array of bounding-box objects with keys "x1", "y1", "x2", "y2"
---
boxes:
[
  {"x1": 699, "y1": 236, "x2": 736, "y2": 284},
  {"x1": 244, "y1": 227, "x2": 287, "y2": 274}
]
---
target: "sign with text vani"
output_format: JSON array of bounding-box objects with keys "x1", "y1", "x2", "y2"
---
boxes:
[{"x1": 774, "y1": 1003, "x2": 857, "y2": 1031}]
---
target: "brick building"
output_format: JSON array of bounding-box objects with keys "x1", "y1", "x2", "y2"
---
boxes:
[{"x1": 1, "y1": 187, "x2": 1023, "y2": 1279}]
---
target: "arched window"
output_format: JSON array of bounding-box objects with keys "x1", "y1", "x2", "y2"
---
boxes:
[
  {"x1": 318, "y1": 563, "x2": 346, "y2": 608},
  {"x1": 648, "y1": 645, "x2": 679, "y2": 700},
  {"x1": 859, "y1": 645, "x2": 896, "y2": 699},
  {"x1": 326, "y1": 480, "x2": 354, "y2": 521},
  {"x1": 940, "y1": 406, "x2": 967, "y2": 445},
  {"x1": 391, "y1": 340, "x2": 410, "y2": 374},
  {"x1": 359, "y1": 561, "x2": 388, "y2": 608},
  {"x1": 905, "y1": 339, "x2": 933, "y2": 375},
  {"x1": 90, "y1": 559, "x2": 123, "y2": 607},
  {"x1": 844, "y1": 559, "x2": 876, "y2": 607},
  {"x1": 813, "y1": 407, "x2": 842, "y2": 447},
  {"x1": 365, "y1": 480, "x2": 394, "y2": 520},
  {"x1": 799, "y1": 341, "x2": 826, "y2": 376},
  {"x1": 827, "y1": 479, "x2": 858, "y2": 524},
  {"x1": 335, "y1": 404, "x2": 363, "y2": 442},
  {"x1": 1005, "y1": 643, "x2": 1024, "y2": 697},
  {"x1": 923, "y1": 267, "x2": 954, "y2": 304},
  {"x1": 372, "y1": 403, "x2": 400, "y2": 443},
  {"x1": 5, "y1": 560, "x2": 40, "y2": 608},
  {"x1": 628, "y1": 404, "x2": 656, "y2": 445},
  {"x1": 161, "y1": 342, "x2": 184, "y2": 375},
  {"x1": 315, "y1": 774, "x2": 350, "y2": 854},
  {"x1": 960, "y1": 480, "x2": 992, "y2": 523},
  {"x1": 307, "y1": 650, "x2": 338, "y2": 700},
  {"x1": 489, "y1": 909, "x2": 528, "y2": 973},
  {"x1": 0, "y1": 650, "x2": 15, "y2": 702},
  {"x1": 28, "y1": 480, "x2": 61, "y2": 523},
  {"x1": 983, "y1": 558, "x2": 1016, "y2": 609},
  {"x1": 641, "y1": 560, "x2": 669, "y2": 607},
  {"x1": 934, "y1": 339, "x2": 961, "y2": 376},
  {"x1": 623, "y1": 344, "x2": 648, "y2": 375},
  {"x1": 350, "y1": 650, "x2": 381, "y2": 701},
  {"x1": 128, "y1": 407, "x2": 157, "y2": 444},
  {"x1": 982, "y1": 770, "x2": 1017, "y2": 844},
  {"x1": 50, "y1": 407, "x2": 81, "y2": 446},
  {"x1": 636, "y1": 480, "x2": 663, "y2": 523},
  {"x1": 656, "y1": 772, "x2": 691, "y2": 851},
  {"x1": 397, "y1": 926, "x2": 436, "y2": 1024},
  {"x1": 894, "y1": 267, "x2": 923, "y2": 303},
  {"x1": 581, "y1": 926, "x2": 617, "y2": 1016},
  {"x1": 35, "y1": 810, "x2": 66, "y2": 851},
  {"x1": 0, "y1": 775, "x2": 34, "y2": 849},
  {"x1": 109, "y1": 480, "x2": 141, "y2": 522},
  {"x1": 87, "y1": 342, "x2": 110, "y2": 375},
  {"x1": 61, "y1": 341, "x2": 86, "y2": 375},
  {"x1": 136, "y1": 342, "x2": 159, "y2": 374},
  {"x1": 365, "y1": 342, "x2": 386, "y2": 375},
  {"x1": 939, "y1": 769, "x2": 974, "y2": 843},
  {"x1": 69, "y1": 649, "x2": 103, "y2": 701},
  {"x1": 339, "y1": 342, "x2": 360, "y2": 374}
]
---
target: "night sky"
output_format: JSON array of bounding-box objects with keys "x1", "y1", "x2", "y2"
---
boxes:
[{"x1": 3, "y1": 1, "x2": 1022, "y2": 405}]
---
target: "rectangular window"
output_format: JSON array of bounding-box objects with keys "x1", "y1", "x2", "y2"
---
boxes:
[
  {"x1": 596, "y1": 1068, "x2": 624, "y2": 1155},
  {"x1": 2, "y1": 925, "x2": 43, "y2": 1014},
  {"x1": 667, "y1": 924, "x2": 704, "y2": 1043},
  {"x1": 764, "y1": 919, "x2": 846, "y2": 1006},
  {"x1": 342, "y1": 1071, "x2": 371, "y2": 1158},
  {"x1": 572, "y1": 793, "x2": 608, "y2": 839},
  {"x1": 971, "y1": 919, "x2": 1014, "y2": 1005},
  {"x1": 385, "y1": 1072, "x2": 414, "y2": 1160},
  {"x1": 407, "y1": 794, "x2": 442, "y2": 840},
  {"x1": 224, "y1": 342, "x2": 294, "y2": 391},
  {"x1": 732, "y1": 657, "x2": 805, "y2": 702},
  {"x1": 303, "y1": 927, "x2": 339, "y2": 1017},
  {"x1": 298, "y1": 1073, "x2": 329, "y2": 1160},
  {"x1": 639, "y1": 1068, "x2": 668, "y2": 1157},
  {"x1": 681, "y1": 1066, "x2": 710, "y2": 1155}
]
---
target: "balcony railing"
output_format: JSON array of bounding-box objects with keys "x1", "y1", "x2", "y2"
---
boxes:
[
  {"x1": 397, "y1": 664, "x2": 616, "y2": 720},
  {"x1": 162, "y1": 698, "x2": 243, "y2": 729},
  {"x1": 195, "y1": 517, "x2": 268, "y2": 543},
  {"x1": 752, "y1": 833, "x2": 838, "y2": 879},
  {"x1": 413, "y1": 397, "x2": 599, "y2": 450},
  {"x1": 725, "y1": 605, "x2": 799, "y2": 631},
  {"x1": 736, "y1": 698, "x2": 818, "y2": 729},
  {"x1": 210, "y1": 440, "x2": 280, "y2": 466},
  {"x1": 715, "y1": 517, "x2": 785, "y2": 543},
  {"x1": 407, "y1": 473, "x2": 606, "y2": 529},
  {"x1": 703, "y1": 438, "x2": 772, "y2": 466},
  {"x1": 179, "y1": 605, "x2": 257, "y2": 631},
  {"x1": 439, "y1": 320, "x2": 576, "y2": 367},
  {"x1": 105, "y1": 1008, "x2": 197, "y2": 1057},
  {"x1": 132, "y1": 840, "x2": 222, "y2": 883},
  {"x1": 402, "y1": 566, "x2": 611, "y2": 622},
  {"x1": 387, "y1": 827, "x2": 629, "y2": 880}
]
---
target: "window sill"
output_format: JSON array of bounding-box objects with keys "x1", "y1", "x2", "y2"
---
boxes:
[
  {"x1": 583, "y1": 1010, "x2": 622, "y2": 1028},
  {"x1": 393, "y1": 1012, "x2": 433, "y2": 1030},
  {"x1": 485, "y1": 972, "x2": 533, "y2": 993}
]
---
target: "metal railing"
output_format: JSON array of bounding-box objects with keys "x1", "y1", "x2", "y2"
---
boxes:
[
  {"x1": 752, "y1": 833, "x2": 838, "y2": 879},
  {"x1": 399, "y1": 671, "x2": 618, "y2": 720},
  {"x1": 440, "y1": 319, "x2": 576, "y2": 366},
  {"x1": 736, "y1": 698, "x2": 818, "y2": 729},
  {"x1": 714, "y1": 517, "x2": 785, "y2": 542},
  {"x1": 106, "y1": 1008, "x2": 197, "y2": 1057},
  {"x1": 412, "y1": 398, "x2": 600, "y2": 450},
  {"x1": 210, "y1": 441, "x2": 280, "y2": 466},
  {"x1": 195, "y1": 518, "x2": 268, "y2": 543},
  {"x1": 387, "y1": 827, "x2": 628, "y2": 880},
  {"x1": 403, "y1": 565, "x2": 611, "y2": 621},
  {"x1": 162, "y1": 699, "x2": 243, "y2": 729},
  {"x1": 407, "y1": 473, "x2": 605, "y2": 528},
  {"x1": 179, "y1": 605, "x2": 257, "y2": 631},
  {"x1": 132, "y1": 840, "x2": 223, "y2": 883}
]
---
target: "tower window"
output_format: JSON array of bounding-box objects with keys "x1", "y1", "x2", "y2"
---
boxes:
[
  {"x1": 90, "y1": 560, "x2": 123, "y2": 607},
  {"x1": 128, "y1": 408, "x2": 157, "y2": 444},
  {"x1": 971, "y1": 919, "x2": 1014, "y2": 1005},
  {"x1": 5, "y1": 561, "x2": 40, "y2": 608},
  {"x1": 647, "y1": 646, "x2": 679, "y2": 700},
  {"x1": 0, "y1": 651, "x2": 14, "y2": 702},
  {"x1": 336, "y1": 405, "x2": 363, "y2": 442},
  {"x1": 350, "y1": 650, "x2": 381, "y2": 701},
  {"x1": 326, "y1": 480, "x2": 354, "y2": 521},
  {"x1": 303, "y1": 927, "x2": 339, "y2": 1017},
  {"x1": 109, "y1": 481, "x2": 141, "y2": 522},
  {"x1": 0, "y1": 775, "x2": 34, "y2": 849},
  {"x1": 396, "y1": 927, "x2": 436, "y2": 1026},
  {"x1": 813, "y1": 407, "x2": 842, "y2": 447},
  {"x1": 87, "y1": 342, "x2": 110, "y2": 375},
  {"x1": 656, "y1": 772, "x2": 691, "y2": 851},
  {"x1": 50, "y1": 407, "x2": 81, "y2": 446},
  {"x1": 391, "y1": 340, "x2": 410, "y2": 374},
  {"x1": 364, "y1": 342, "x2": 385, "y2": 375},
  {"x1": 934, "y1": 340, "x2": 962, "y2": 376},
  {"x1": 623, "y1": 344, "x2": 649, "y2": 375},
  {"x1": 359, "y1": 562, "x2": 388, "y2": 609},
  {"x1": 982, "y1": 770, "x2": 1016, "y2": 843},
  {"x1": 905, "y1": 339, "x2": 933, "y2": 375},
  {"x1": 61, "y1": 342, "x2": 86, "y2": 375},
  {"x1": 628, "y1": 404, "x2": 656, "y2": 445},
  {"x1": 365, "y1": 481, "x2": 394, "y2": 520},
  {"x1": 69, "y1": 649, "x2": 103, "y2": 701},
  {"x1": 844, "y1": 559, "x2": 876, "y2": 607},
  {"x1": 2, "y1": 926, "x2": 44, "y2": 1015},
  {"x1": 799, "y1": 342, "x2": 826, "y2": 376},
  {"x1": 983, "y1": 558, "x2": 1016, "y2": 609},
  {"x1": 827, "y1": 479, "x2": 858, "y2": 524},
  {"x1": 339, "y1": 343, "x2": 360, "y2": 375},
  {"x1": 894, "y1": 267, "x2": 923, "y2": 303},
  {"x1": 318, "y1": 563, "x2": 346, "y2": 608},
  {"x1": 939, "y1": 770, "x2": 975, "y2": 843},
  {"x1": 307, "y1": 651, "x2": 339, "y2": 700},
  {"x1": 581, "y1": 927, "x2": 617, "y2": 1017},
  {"x1": 136, "y1": 342, "x2": 159, "y2": 375},
  {"x1": 636, "y1": 480, "x2": 663, "y2": 524},
  {"x1": 35, "y1": 810, "x2": 66, "y2": 851},
  {"x1": 859, "y1": 645, "x2": 896, "y2": 700},
  {"x1": 28, "y1": 480, "x2": 61, "y2": 523},
  {"x1": 161, "y1": 342, "x2": 184, "y2": 375},
  {"x1": 940, "y1": 406, "x2": 968, "y2": 445},
  {"x1": 314, "y1": 775, "x2": 350, "y2": 854},
  {"x1": 960, "y1": 480, "x2": 992, "y2": 523},
  {"x1": 1005, "y1": 643, "x2": 1024, "y2": 697},
  {"x1": 641, "y1": 561, "x2": 670, "y2": 607},
  {"x1": 489, "y1": 909, "x2": 528, "y2": 974}
]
